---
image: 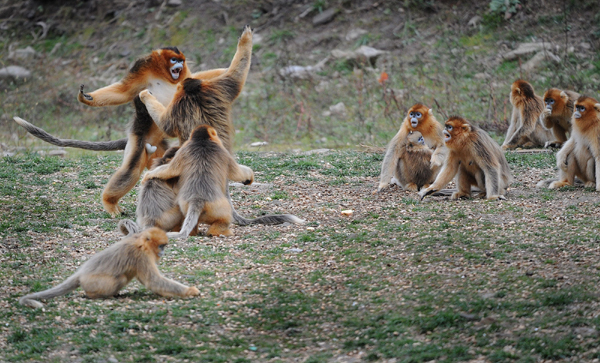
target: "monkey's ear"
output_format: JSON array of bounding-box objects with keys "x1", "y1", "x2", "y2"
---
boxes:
[
  {"x1": 408, "y1": 130, "x2": 413, "y2": 135},
  {"x1": 208, "y1": 128, "x2": 218, "y2": 139},
  {"x1": 428, "y1": 108, "x2": 433, "y2": 115},
  {"x1": 462, "y1": 124, "x2": 471, "y2": 132},
  {"x1": 594, "y1": 103, "x2": 600, "y2": 113},
  {"x1": 559, "y1": 91, "x2": 568, "y2": 101},
  {"x1": 516, "y1": 87, "x2": 521, "y2": 94}
]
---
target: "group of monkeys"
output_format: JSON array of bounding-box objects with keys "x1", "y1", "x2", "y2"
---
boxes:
[
  {"x1": 377, "y1": 79, "x2": 600, "y2": 199},
  {"x1": 18, "y1": 26, "x2": 304, "y2": 308},
  {"x1": 14, "y1": 26, "x2": 600, "y2": 308}
]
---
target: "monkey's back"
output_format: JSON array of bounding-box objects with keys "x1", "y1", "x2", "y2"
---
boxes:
[
  {"x1": 397, "y1": 147, "x2": 435, "y2": 188},
  {"x1": 177, "y1": 142, "x2": 230, "y2": 203}
]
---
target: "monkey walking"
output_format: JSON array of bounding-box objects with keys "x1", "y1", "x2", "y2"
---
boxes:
[
  {"x1": 19, "y1": 228, "x2": 199, "y2": 308},
  {"x1": 540, "y1": 88, "x2": 579, "y2": 148},
  {"x1": 378, "y1": 104, "x2": 447, "y2": 191},
  {"x1": 419, "y1": 116, "x2": 512, "y2": 201},
  {"x1": 502, "y1": 80, "x2": 552, "y2": 150}
]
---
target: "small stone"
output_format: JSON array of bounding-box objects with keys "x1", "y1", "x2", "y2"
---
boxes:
[
  {"x1": 313, "y1": 8, "x2": 339, "y2": 26},
  {"x1": 250, "y1": 141, "x2": 268, "y2": 147},
  {"x1": 286, "y1": 248, "x2": 303, "y2": 253},
  {"x1": 167, "y1": 0, "x2": 182, "y2": 6},
  {"x1": 48, "y1": 149, "x2": 67, "y2": 157},
  {"x1": 341, "y1": 209, "x2": 353, "y2": 216},
  {"x1": 0, "y1": 66, "x2": 31, "y2": 80},
  {"x1": 8, "y1": 46, "x2": 36, "y2": 60},
  {"x1": 329, "y1": 102, "x2": 347, "y2": 116},
  {"x1": 345, "y1": 28, "x2": 367, "y2": 41}
]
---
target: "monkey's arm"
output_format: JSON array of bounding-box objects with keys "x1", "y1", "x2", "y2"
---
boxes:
[
  {"x1": 141, "y1": 164, "x2": 181, "y2": 184},
  {"x1": 502, "y1": 108, "x2": 520, "y2": 148},
  {"x1": 139, "y1": 90, "x2": 177, "y2": 137},
  {"x1": 430, "y1": 145, "x2": 448, "y2": 168},
  {"x1": 228, "y1": 162, "x2": 254, "y2": 185},
  {"x1": 418, "y1": 157, "x2": 459, "y2": 200},
  {"x1": 540, "y1": 109, "x2": 553, "y2": 130},
  {"x1": 137, "y1": 264, "x2": 199, "y2": 298},
  {"x1": 78, "y1": 81, "x2": 147, "y2": 107},
  {"x1": 505, "y1": 109, "x2": 538, "y2": 148},
  {"x1": 210, "y1": 26, "x2": 253, "y2": 103},
  {"x1": 556, "y1": 138, "x2": 575, "y2": 172},
  {"x1": 377, "y1": 130, "x2": 404, "y2": 191},
  {"x1": 191, "y1": 68, "x2": 227, "y2": 80}
]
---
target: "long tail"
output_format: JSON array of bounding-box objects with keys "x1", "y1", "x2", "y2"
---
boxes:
[
  {"x1": 178, "y1": 202, "x2": 203, "y2": 237},
  {"x1": 118, "y1": 219, "x2": 141, "y2": 236},
  {"x1": 536, "y1": 179, "x2": 557, "y2": 189},
  {"x1": 232, "y1": 208, "x2": 305, "y2": 226},
  {"x1": 13, "y1": 116, "x2": 127, "y2": 151},
  {"x1": 19, "y1": 275, "x2": 80, "y2": 308}
]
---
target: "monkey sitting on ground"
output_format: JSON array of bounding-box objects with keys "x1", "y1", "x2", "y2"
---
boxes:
[
  {"x1": 387, "y1": 131, "x2": 439, "y2": 191},
  {"x1": 541, "y1": 96, "x2": 600, "y2": 190},
  {"x1": 540, "y1": 88, "x2": 580, "y2": 148},
  {"x1": 138, "y1": 125, "x2": 255, "y2": 238},
  {"x1": 378, "y1": 104, "x2": 447, "y2": 191},
  {"x1": 19, "y1": 228, "x2": 199, "y2": 308},
  {"x1": 419, "y1": 116, "x2": 512, "y2": 200},
  {"x1": 502, "y1": 80, "x2": 553, "y2": 150}
]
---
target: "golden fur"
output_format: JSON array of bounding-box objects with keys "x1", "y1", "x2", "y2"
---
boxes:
[
  {"x1": 540, "y1": 88, "x2": 579, "y2": 148},
  {"x1": 19, "y1": 228, "x2": 199, "y2": 308},
  {"x1": 502, "y1": 80, "x2": 552, "y2": 150},
  {"x1": 378, "y1": 104, "x2": 447, "y2": 191},
  {"x1": 419, "y1": 116, "x2": 512, "y2": 200}
]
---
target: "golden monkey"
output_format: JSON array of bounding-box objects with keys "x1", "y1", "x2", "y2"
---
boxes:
[
  {"x1": 19, "y1": 228, "x2": 199, "y2": 308},
  {"x1": 540, "y1": 88, "x2": 580, "y2": 148},
  {"x1": 139, "y1": 125, "x2": 254, "y2": 237},
  {"x1": 419, "y1": 116, "x2": 512, "y2": 200},
  {"x1": 378, "y1": 104, "x2": 447, "y2": 191},
  {"x1": 502, "y1": 80, "x2": 553, "y2": 150},
  {"x1": 547, "y1": 96, "x2": 600, "y2": 191},
  {"x1": 12, "y1": 46, "x2": 234, "y2": 216},
  {"x1": 387, "y1": 131, "x2": 439, "y2": 191}
]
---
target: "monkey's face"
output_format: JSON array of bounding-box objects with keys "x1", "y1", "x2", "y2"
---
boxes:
[
  {"x1": 406, "y1": 131, "x2": 425, "y2": 147},
  {"x1": 158, "y1": 243, "x2": 167, "y2": 258},
  {"x1": 160, "y1": 48, "x2": 186, "y2": 81},
  {"x1": 573, "y1": 97, "x2": 600, "y2": 124},
  {"x1": 543, "y1": 89, "x2": 567, "y2": 112},
  {"x1": 443, "y1": 117, "x2": 470, "y2": 147},
  {"x1": 406, "y1": 104, "x2": 430, "y2": 129}
]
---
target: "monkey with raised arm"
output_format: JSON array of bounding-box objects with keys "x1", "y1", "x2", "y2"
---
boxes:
[
  {"x1": 540, "y1": 88, "x2": 579, "y2": 148},
  {"x1": 19, "y1": 228, "x2": 199, "y2": 308}
]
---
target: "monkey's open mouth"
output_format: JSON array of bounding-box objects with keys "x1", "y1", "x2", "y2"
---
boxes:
[
  {"x1": 170, "y1": 64, "x2": 183, "y2": 80},
  {"x1": 411, "y1": 120, "x2": 418, "y2": 128},
  {"x1": 443, "y1": 131, "x2": 451, "y2": 142}
]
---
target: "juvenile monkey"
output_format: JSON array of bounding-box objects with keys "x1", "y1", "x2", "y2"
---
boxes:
[
  {"x1": 419, "y1": 116, "x2": 512, "y2": 200},
  {"x1": 502, "y1": 80, "x2": 553, "y2": 150},
  {"x1": 540, "y1": 88, "x2": 580, "y2": 148},
  {"x1": 19, "y1": 228, "x2": 199, "y2": 308},
  {"x1": 378, "y1": 104, "x2": 447, "y2": 191},
  {"x1": 390, "y1": 131, "x2": 439, "y2": 191},
  {"x1": 140, "y1": 125, "x2": 254, "y2": 238},
  {"x1": 552, "y1": 96, "x2": 600, "y2": 191}
]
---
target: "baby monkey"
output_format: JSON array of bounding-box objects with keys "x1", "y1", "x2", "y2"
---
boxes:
[
  {"x1": 392, "y1": 131, "x2": 440, "y2": 191},
  {"x1": 141, "y1": 125, "x2": 254, "y2": 238},
  {"x1": 19, "y1": 228, "x2": 199, "y2": 308}
]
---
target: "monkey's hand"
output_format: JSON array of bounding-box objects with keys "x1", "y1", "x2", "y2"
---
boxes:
[
  {"x1": 239, "y1": 25, "x2": 253, "y2": 46},
  {"x1": 376, "y1": 182, "x2": 390, "y2": 193},
  {"x1": 418, "y1": 187, "x2": 436, "y2": 200},
  {"x1": 430, "y1": 154, "x2": 444, "y2": 168},
  {"x1": 139, "y1": 89, "x2": 155, "y2": 103},
  {"x1": 141, "y1": 171, "x2": 156, "y2": 185},
  {"x1": 78, "y1": 84, "x2": 93, "y2": 104},
  {"x1": 501, "y1": 144, "x2": 514, "y2": 151},
  {"x1": 185, "y1": 287, "x2": 200, "y2": 297}
]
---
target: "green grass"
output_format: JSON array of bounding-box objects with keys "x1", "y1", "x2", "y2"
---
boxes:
[{"x1": 2, "y1": 150, "x2": 600, "y2": 361}]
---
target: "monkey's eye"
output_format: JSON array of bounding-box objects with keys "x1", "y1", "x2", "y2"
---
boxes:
[
  {"x1": 576, "y1": 105, "x2": 586, "y2": 112},
  {"x1": 415, "y1": 112, "x2": 422, "y2": 118},
  {"x1": 170, "y1": 58, "x2": 177, "y2": 64},
  {"x1": 418, "y1": 136, "x2": 424, "y2": 143},
  {"x1": 159, "y1": 245, "x2": 166, "y2": 251},
  {"x1": 445, "y1": 125, "x2": 453, "y2": 131},
  {"x1": 545, "y1": 99, "x2": 554, "y2": 105},
  {"x1": 409, "y1": 112, "x2": 414, "y2": 117}
]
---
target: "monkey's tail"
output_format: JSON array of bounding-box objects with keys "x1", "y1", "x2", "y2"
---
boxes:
[
  {"x1": 13, "y1": 117, "x2": 127, "y2": 151},
  {"x1": 19, "y1": 275, "x2": 80, "y2": 309},
  {"x1": 231, "y1": 208, "x2": 305, "y2": 226},
  {"x1": 118, "y1": 219, "x2": 141, "y2": 236}
]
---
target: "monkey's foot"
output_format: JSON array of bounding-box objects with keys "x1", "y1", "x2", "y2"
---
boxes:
[
  {"x1": 207, "y1": 224, "x2": 233, "y2": 237},
  {"x1": 584, "y1": 181, "x2": 596, "y2": 188},
  {"x1": 549, "y1": 181, "x2": 569, "y2": 189},
  {"x1": 450, "y1": 191, "x2": 471, "y2": 200},
  {"x1": 404, "y1": 183, "x2": 419, "y2": 192},
  {"x1": 521, "y1": 142, "x2": 535, "y2": 148},
  {"x1": 544, "y1": 141, "x2": 563, "y2": 149},
  {"x1": 501, "y1": 144, "x2": 514, "y2": 151},
  {"x1": 486, "y1": 195, "x2": 506, "y2": 201},
  {"x1": 418, "y1": 188, "x2": 436, "y2": 200},
  {"x1": 104, "y1": 204, "x2": 124, "y2": 218}
]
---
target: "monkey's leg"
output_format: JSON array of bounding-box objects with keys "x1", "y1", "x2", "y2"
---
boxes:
[
  {"x1": 482, "y1": 167, "x2": 504, "y2": 200},
  {"x1": 451, "y1": 169, "x2": 474, "y2": 200},
  {"x1": 378, "y1": 132, "x2": 403, "y2": 191},
  {"x1": 418, "y1": 159, "x2": 460, "y2": 200},
  {"x1": 594, "y1": 157, "x2": 600, "y2": 191},
  {"x1": 103, "y1": 142, "x2": 147, "y2": 217},
  {"x1": 203, "y1": 198, "x2": 233, "y2": 237},
  {"x1": 81, "y1": 274, "x2": 129, "y2": 298},
  {"x1": 222, "y1": 26, "x2": 253, "y2": 94},
  {"x1": 168, "y1": 200, "x2": 203, "y2": 238},
  {"x1": 138, "y1": 266, "x2": 199, "y2": 298},
  {"x1": 583, "y1": 157, "x2": 596, "y2": 188},
  {"x1": 191, "y1": 68, "x2": 227, "y2": 79},
  {"x1": 547, "y1": 126, "x2": 567, "y2": 148},
  {"x1": 228, "y1": 164, "x2": 254, "y2": 185}
]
